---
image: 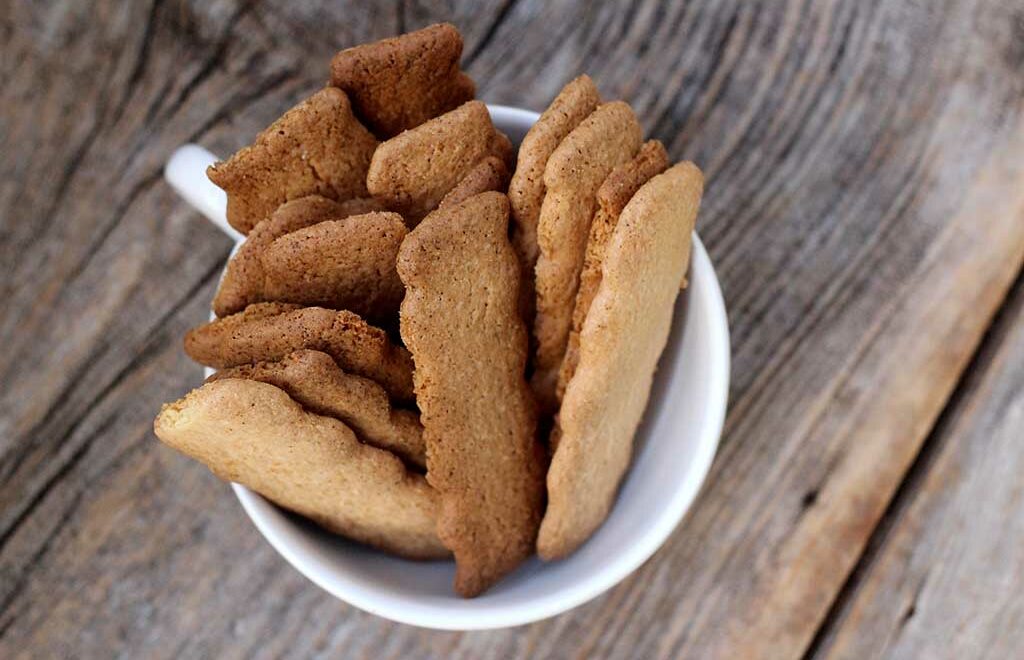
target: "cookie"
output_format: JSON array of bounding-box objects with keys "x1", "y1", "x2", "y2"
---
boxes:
[
  {"x1": 213, "y1": 195, "x2": 387, "y2": 317},
  {"x1": 557, "y1": 140, "x2": 669, "y2": 398},
  {"x1": 329, "y1": 23, "x2": 476, "y2": 138},
  {"x1": 366, "y1": 101, "x2": 512, "y2": 224},
  {"x1": 508, "y1": 75, "x2": 601, "y2": 333},
  {"x1": 209, "y1": 350, "x2": 426, "y2": 469},
  {"x1": 260, "y1": 211, "x2": 407, "y2": 327},
  {"x1": 397, "y1": 192, "x2": 544, "y2": 597},
  {"x1": 154, "y1": 378, "x2": 447, "y2": 559},
  {"x1": 207, "y1": 87, "x2": 377, "y2": 234},
  {"x1": 537, "y1": 162, "x2": 704, "y2": 560},
  {"x1": 332, "y1": 197, "x2": 389, "y2": 217},
  {"x1": 184, "y1": 303, "x2": 415, "y2": 404},
  {"x1": 531, "y1": 101, "x2": 642, "y2": 413},
  {"x1": 438, "y1": 156, "x2": 509, "y2": 210}
]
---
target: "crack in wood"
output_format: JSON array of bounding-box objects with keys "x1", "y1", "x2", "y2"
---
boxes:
[
  {"x1": 58, "y1": 170, "x2": 164, "y2": 292},
  {"x1": 0, "y1": 255, "x2": 228, "y2": 552},
  {"x1": 649, "y1": 5, "x2": 740, "y2": 143},
  {"x1": 897, "y1": 572, "x2": 930, "y2": 631},
  {"x1": 110, "y1": 0, "x2": 162, "y2": 127},
  {"x1": 160, "y1": 1, "x2": 257, "y2": 130},
  {"x1": 464, "y1": 0, "x2": 520, "y2": 67},
  {"x1": 0, "y1": 414, "x2": 118, "y2": 615},
  {"x1": 801, "y1": 264, "x2": 1024, "y2": 659},
  {"x1": 0, "y1": 414, "x2": 159, "y2": 630},
  {"x1": 184, "y1": 65, "x2": 301, "y2": 147}
]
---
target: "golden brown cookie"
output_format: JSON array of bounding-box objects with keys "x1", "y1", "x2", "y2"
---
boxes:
[
  {"x1": 557, "y1": 140, "x2": 669, "y2": 398},
  {"x1": 397, "y1": 192, "x2": 545, "y2": 597},
  {"x1": 438, "y1": 156, "x2": 509, "y2": 210},
  {"x1": 184, "y1": 303, "x2": 415, "y2": 404},
  {"x1": 154, "y1": 379, "x2": 447, "y2": 559},
  {"x1": 508, "y1": 75, "x2": 601, "y2": 333},
  {"x1": 531, "y1": 101, "x2": 642, "y2": 413},
  {"x1": 366, "y1": 101, "x2": 511, "y2": 224},
  {"x1": 212, "y1": 195, "x2": 388, "y2": 317},
  {"x1": 537, "y1": 162, "x2": 704, "y2": 560},
  {"x1": 207, "y1": 87, "x2": 377, "y2": 235},
  {"x1": 260, "y1": 211, "x2": 407, "y2": 327},
  {"x1": 209, "y1": 350, "x2": 426, "y2": 469},
  {"x1": 329, "y1": 23, "x2": 476, "y2": 138}
]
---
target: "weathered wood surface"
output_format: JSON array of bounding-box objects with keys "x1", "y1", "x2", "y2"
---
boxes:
[
  {"x1": 1, "y1": 1, "x2": 1023, "y2": 658},
  {"x1": 812, "y1": 259, "x2": 1024, "y2": 659}
]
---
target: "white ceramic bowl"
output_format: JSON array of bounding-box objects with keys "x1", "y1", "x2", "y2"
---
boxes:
[{"x1": 163, "y1": 105, "x2": 730, "y2": 630}]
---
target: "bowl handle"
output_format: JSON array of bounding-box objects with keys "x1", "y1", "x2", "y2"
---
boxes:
[{"x1": 164, "y1": 144, "x2": 242, "y2": 242}]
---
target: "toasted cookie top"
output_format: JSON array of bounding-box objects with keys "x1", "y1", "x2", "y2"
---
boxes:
[
  {"x1": 213, "y1": 195, "x2": 387, "y2": 317},
  {"x1": 397, "y1": 192, "x2": 545, "y2": 597},
  {"x1": 438, "y1": 156, "x2": 510, "y2": 210},
  {"x1": 184, "y1": 304, "x2": 415, "y2": 404},
  {"x1": 330, "y1": 23, "x2": 476, "y2": 138},
  {"x1": 366, "y1": 101, "x2": 511, "y2": 224},
  {"x1": 260, "y1": 211, "x2": 407, "y2": 327},
  {"x1": 207, "y1": 87, "x2": 377, "y2": 235}
]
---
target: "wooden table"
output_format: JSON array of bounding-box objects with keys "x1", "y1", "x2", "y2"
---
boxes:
[{"x1": 2, "y1": 1, "x2": 1023, "y2": 657}]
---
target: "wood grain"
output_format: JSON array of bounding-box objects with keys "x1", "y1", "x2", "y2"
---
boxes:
[
  {"x1": 812, "y1": 275, "x2": 1024, "y2": 659},
  {"x1": 1, "y1": 1, "x2": 1023, "y2": 658}
]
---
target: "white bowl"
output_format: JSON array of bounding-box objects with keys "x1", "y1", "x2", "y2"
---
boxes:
[{"x1": 163, "y1": 105, "x2": 730, "y2": 630}]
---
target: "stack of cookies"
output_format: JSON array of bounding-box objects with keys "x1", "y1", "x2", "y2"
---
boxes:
[{"x1": 154, "y1": 23, "x2": 703, "y2": 597}]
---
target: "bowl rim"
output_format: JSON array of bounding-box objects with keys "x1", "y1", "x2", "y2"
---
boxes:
[{"x1": 169, "y1": 103, "x2": 730, "y2": 630}]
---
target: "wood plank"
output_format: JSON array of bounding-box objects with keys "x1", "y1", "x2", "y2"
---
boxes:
[
  {"x1": 812, "y1": 277, "x2": 1024, "y2": 659},
  {"x1": 1, "y1": 1, "x2": 1023, "y2": 657}
]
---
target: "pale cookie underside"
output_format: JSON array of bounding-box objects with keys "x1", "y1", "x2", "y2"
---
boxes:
[
  {"x1": 209, "y1": 349, "x2": 426, "y2": 469},
  {"x1": 154, "y1": 379, "x2": 447, "y2": 559}
]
